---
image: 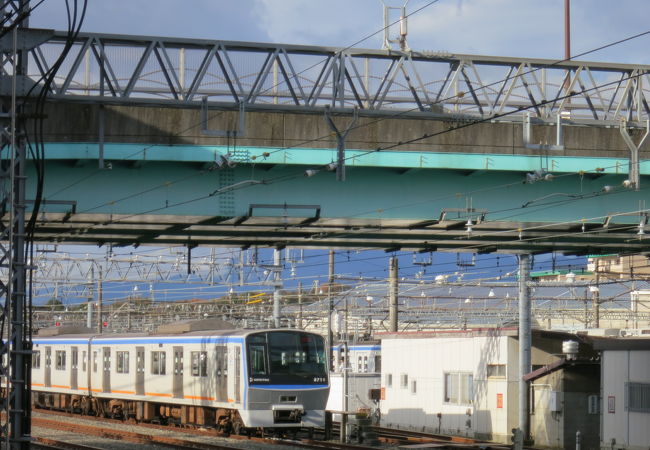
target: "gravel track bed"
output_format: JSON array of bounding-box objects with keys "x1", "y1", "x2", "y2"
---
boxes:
[{"x1": 30, "y1": 410, "x2": 304, "y2": 450}]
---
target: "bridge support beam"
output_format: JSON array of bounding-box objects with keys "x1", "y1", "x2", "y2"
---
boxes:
[{"x1": 619, "y1": 119, "x2": 649, "y2": 191}]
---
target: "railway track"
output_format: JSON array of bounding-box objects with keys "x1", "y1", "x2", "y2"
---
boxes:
[
  {"x1": 372, "y1": 425, "x2": 526, "y2": 449},
  {"x1": 32, "y1": 437, "x2": 103, "y2": 450},
  {"x1": 32, "y1": 409, "x2": 380, "y2": 450}
]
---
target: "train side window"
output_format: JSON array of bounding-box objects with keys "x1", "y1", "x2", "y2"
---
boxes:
[
  {"x1": 55, "y1": 350, "x2": 66, "y2": 370},
  {"x1": 82, "y1": 351, "x2": 87, "y2": 372},
  {"x1": 215, "y1": 345, "x2": 227, "y2": 378},
  {"x1": 151, "y1": 351, "x2": 166, "y2": 375},
  {"x1": 386, "y1": 373, "x2": 392, "y2": 388},
  {"x1": 71, "y1": 347, "x2": 78, "y2": 369},
  {"x1": 357, "y1": 356, "x2": 362, "y2": 372},
  {"x1": 363, "y1": 356, "x2": 368, "y2": 373},
  {"x1": 116, "y1": 351, "x2": 130, "y2": 374},
  {"x1": 191, "y1": 351, "x2": 207, "y2": 377},
  {"x1": 92, "y1": 351, "x2": 98, "y2": 373},
  {"x1": 32, "y1": 350, "x2": 41, "y2": 369},
  {"x1": 103, "y1": 349, "x2": 111, "y2": 372}
]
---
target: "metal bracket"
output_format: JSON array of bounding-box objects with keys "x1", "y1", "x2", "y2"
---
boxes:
[
  {"x1": 523, "y1": 112, "x2": 565, "y2": 151},
  {"x1": 201, "y1": 97, "x2": 246, "y2": 137},
  {"x1": 324, "y1": 106, "x2": 359, "y2": 182},
  {"x1": 619, "y1": 119, "x2": 649, "y2": 191}
]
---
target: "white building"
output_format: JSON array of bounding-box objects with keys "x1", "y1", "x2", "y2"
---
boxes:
[
  {"x1": 379, "y1": 328, "x2": 600, "y2": 448},
  {"x1": 327, "y1": 343, "x2": 381, "y2": 419},
  {"x1": 594, "y1": 337, "x2": 650, "y2": 450}
]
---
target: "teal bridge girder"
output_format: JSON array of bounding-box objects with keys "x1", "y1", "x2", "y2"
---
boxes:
[{"x1": 3, "y1": 29, "x2": 650, "y2": 254}]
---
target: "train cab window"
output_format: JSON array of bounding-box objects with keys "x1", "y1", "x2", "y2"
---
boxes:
[
  {"x1": 32, "y1": 350, "x2": 41, "y2": 369},
  {"x1": 55, "y1": 350, "x2": 66, "y2": 370},
  {"x1": 116, "y1": 351, "x2": 130, "y2": 374},
  {"x1": 247, "y1": 335, "x2": 268, "y2": 376},
  {"x1": 267, "y1": 332, "x2": 327, "y2": 378},
  {"x1": 151, "y1": 351, "x2": 166, "y2": 375},
  {"x1": 191, "y1": 351, "x2": 207, "y2": 377}
]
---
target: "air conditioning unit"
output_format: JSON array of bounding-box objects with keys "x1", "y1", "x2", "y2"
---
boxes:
[{"x1": 620, "y1": 329, "x2": 640, "y2": 337}]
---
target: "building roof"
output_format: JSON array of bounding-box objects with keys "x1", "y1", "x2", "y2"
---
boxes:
[
  {"x1": 376, "y1": 327, "x2": 585, "y2": 342},
  {"x1": 592, "y1": 337, "x2": 650, "y2": 350}
]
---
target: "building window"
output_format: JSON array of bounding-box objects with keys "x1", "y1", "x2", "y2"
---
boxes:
[
  {"x1": 400, "y1": 373, "x2": 409, "y2": 388},
  {"x1": 32, "y1": 350, "x2": 41, "y2": 369},
  {"x1": 151, "y1": 351, "x2": 166, "y2": 375},
  {"x1": 411, "y1": 379, "x2": 417, "y2": 394},
  {"x1": 191, "y1": 351, "x2": 207, "y2": 377},
  {"x1": 116, "y1": 351, "x2": 130, "y2": 374},
  {"x1": 627, "y1": 382, "x2": 650, "y2": 413},
  {"x1": 444, "y1": 372, "x2": 473, "y2": 405},
  {"x1": 386, "y1": 373, "x2": 392, "y2": 388},
  {"x1": 487, "y1": 364, "x2": 506, "y2": 378}
]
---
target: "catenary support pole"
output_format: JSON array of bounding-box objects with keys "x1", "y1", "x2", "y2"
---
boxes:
[
  {"x1": 273, "y1": 249, "x2": 282, "y2": 328},
  {"x1": 327, "y1": 250, "x2": 335, "y2": 352},
  {"x1": 389, "y1": 256, "x2": 398, "y2": 332},
  {"x1": 518, "y1": 254, "x2": 531, "y2": 441}
]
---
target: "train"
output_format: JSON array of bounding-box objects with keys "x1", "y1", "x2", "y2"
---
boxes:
[{"x1": 29, "y1": 321, "x2": 329, "y2": 434}]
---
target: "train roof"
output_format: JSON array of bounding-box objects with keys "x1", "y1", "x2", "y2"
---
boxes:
[{"x1": 33, "y1": 321, "x2": 324, "y2": 341}]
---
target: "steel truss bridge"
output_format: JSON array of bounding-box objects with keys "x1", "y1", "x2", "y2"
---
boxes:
[{"x1": 5, "y1": 29, "x2": 650, "y2": 124}]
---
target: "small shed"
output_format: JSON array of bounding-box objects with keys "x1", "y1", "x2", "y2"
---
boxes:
[{"x1": 593, "y1": 337, "x2": 650, "y2": 450}]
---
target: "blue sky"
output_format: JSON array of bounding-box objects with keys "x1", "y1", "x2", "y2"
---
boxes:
[{"x1": 29, "y1": 0, "x2": 650, "y2": 64}]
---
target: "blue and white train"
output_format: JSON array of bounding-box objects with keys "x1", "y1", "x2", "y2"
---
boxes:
[{"x1": 30, "y1": 324, "x2": 329, "y2": 434}]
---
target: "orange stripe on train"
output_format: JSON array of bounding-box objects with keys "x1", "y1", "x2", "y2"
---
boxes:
[
  {"x1": 145, "y1": 392, "x2": 173, "y2": 397},
  {"x1": 184, "y1": 395, "x2": 215, "y2": 401}
]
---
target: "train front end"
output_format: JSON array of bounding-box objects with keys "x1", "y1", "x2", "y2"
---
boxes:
[{"x1": 242, "y1": 330, "x2": 329, "y2": 429}]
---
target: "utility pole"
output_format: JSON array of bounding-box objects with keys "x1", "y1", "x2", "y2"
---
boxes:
[
  {"x1": 327, "y1": 251, "x2": 335, "y2": 368},
  {"x1": 0, "y1": 3, "x2": 32, "y2": 446},
  {"x1": 86, "y1": 266, "x2": 94, "y2": 329},
  {"x1": 592, "y1": 270, "x2": 600, "y2": 329},
  {"x1": 272, "y1": 249, "x2": 282, "y2": 328},
  {"x1": 96, "y1": 266, "x2": 103, "y2": 333},
  {"x1": 389, "y1": 257, "x2": 398, "y2": 332},
  {"x1": 518, "y1": 254, "x2": 531, "y2": 443},
  {"x1": 297, "y1": 281, "x2": 303, "y2": 329}
]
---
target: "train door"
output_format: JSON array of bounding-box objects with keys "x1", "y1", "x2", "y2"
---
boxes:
[
  {"x1": 234, "y1": 346, "x2": 241, "y2": 403},
  {"x1": 135, "y1": 347, "x2": 144, "y2": 396},
  {"x1": 102, "y1": 347, "x2": 111, "y2": 393},
  {"x1": 173, "y1": 347, "x2": 183, "y2": 399},
  {"x1": 70, "y1": 347, "x2": 78, "y2": 390},
  {"x1": 44, "y1": 346, "x2": 51, "y2": 388},
  {"x1": 215, "y1": 345, "x2": 227, "y2": 401}
]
